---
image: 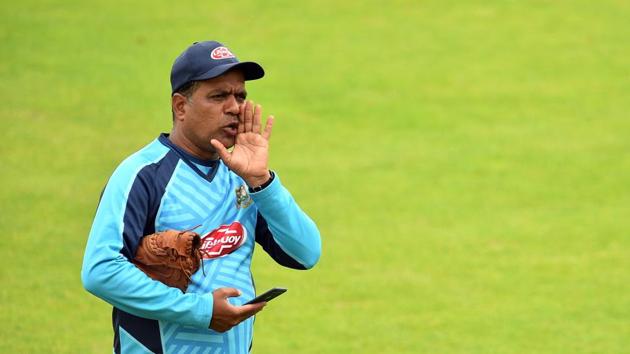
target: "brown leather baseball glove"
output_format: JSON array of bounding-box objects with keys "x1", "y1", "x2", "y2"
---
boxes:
[{"x1": 133, "y1": 229, "x2": 202, "y2": 292}]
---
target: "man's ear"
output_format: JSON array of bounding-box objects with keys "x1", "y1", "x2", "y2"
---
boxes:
[{"x1": 172, "y1": 93, "x2": 188, "y2": 122}]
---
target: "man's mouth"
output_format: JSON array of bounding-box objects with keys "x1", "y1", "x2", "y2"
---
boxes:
[{"x1": 223, "y1": 123, "x2": 239, "y2": 136}]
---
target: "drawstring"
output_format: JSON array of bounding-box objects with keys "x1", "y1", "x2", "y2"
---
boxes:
[
  {"x1": 197, "y1": 247, "x2": 206, "y2": 277},
  {"x1": 182, "y1": 224, "x2": 202, "y2": 233}
]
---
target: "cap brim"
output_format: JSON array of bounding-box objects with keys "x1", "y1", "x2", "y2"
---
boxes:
[{"x1": 195, "y1": 61, "x2": 265, "y2": 83}]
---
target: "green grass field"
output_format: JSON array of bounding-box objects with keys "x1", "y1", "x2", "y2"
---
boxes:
[{"x1": 1, "y1": 0, "x2": 629, "y2": 352}]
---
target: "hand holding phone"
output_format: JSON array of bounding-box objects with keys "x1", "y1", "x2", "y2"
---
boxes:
[{"x1": 210, "y1": 287, "x2": 266, "y2": 333}]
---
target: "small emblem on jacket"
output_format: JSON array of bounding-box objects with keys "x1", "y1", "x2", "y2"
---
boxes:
[
  {"x1": 235, "y1": 185, "x2": 253, "y2": 209},
  {"x1": 200, "y1": 222, "x2": 247, "y2": 259}
]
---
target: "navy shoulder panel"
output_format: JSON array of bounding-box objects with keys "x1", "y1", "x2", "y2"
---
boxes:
[
  {"x1": 255, "y1": 213, "x2": 306, "y2": 270},
  {"x1": 120, "y1": 150, "x2": 180, "y2": 259}
]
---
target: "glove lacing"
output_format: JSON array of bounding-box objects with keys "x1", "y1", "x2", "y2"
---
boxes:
[{"x1": 175, "y1": 225, "x2": 205, "y2": 279}]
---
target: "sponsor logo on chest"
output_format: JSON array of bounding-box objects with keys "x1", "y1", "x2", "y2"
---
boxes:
[{"x1": 200, "y1": 222, "x2": 247, "y2": 259}]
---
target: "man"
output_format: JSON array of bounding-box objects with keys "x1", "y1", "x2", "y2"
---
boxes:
[{"x1": 81, "y1": 41, "x2": 322, "y2": 354}]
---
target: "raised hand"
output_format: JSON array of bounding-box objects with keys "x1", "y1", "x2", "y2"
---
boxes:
[{"x1": 210, "y1": 100, "x2": 274, "y2": 188}]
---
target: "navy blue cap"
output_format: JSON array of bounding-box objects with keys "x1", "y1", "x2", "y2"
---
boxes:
[{"x1": 170, "y1": 41, "x2": 264, "y2": 94}]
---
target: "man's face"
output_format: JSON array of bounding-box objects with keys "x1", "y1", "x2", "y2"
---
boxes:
[{"x1": 173, "y1": 70, "x2": 247, "y2": 159}]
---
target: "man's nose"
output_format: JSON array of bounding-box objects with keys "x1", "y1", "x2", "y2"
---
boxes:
[{"x1": 224, "y1": 94, "x2": 241, "y2": 115}]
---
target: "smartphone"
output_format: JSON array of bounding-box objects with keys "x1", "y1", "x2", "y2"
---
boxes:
[{"x1": 244, "y1": 287, "x2": 287, "y2": 305}]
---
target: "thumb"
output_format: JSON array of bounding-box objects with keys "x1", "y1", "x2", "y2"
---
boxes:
[
  {"x1": 210, "y1": 139, "x2": 232, "y2": 165},
  {"x1": 215, "y1": 287, "x2": 242, "y2": 298}
]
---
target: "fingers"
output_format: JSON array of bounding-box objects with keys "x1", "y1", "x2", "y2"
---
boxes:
[
  {"x1": 209, "y1": 288, "x2": 266, "y2": 333},
  {"x1": 214, "y1": 287, "x2": 241, "y2": 298},
  {"x1": 237, "y1": 302, "x2": 266, "y2": 318},
  {"x1": 262, "y1": 115, "x2": 274, "y2": 140},
  {"x1": 252, "y1": 104, "x2": 262, "y2": 134},
  {"x1": 244, "y1": 101, "x2": 253, "y2": 132},
  {"x1": 211, "y1": 303, "x2": 266, "y2": 333},
  {"x1": 239, "y1": 100, "x2": 272, "y2": 136},
  {"x1": 238, "y1": 103, "x2": 245, "y2": 134},
  {"x1": 210, "y1": 139, "x2": 232, "y2": 165}
]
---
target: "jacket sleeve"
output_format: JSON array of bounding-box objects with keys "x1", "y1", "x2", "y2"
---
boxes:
[
  {"x1": 251, "y1": 172, "x2": 322, "y2": 269},
  {"x1": 80, "y1": 164, "x2": 213, "y2": 328}
]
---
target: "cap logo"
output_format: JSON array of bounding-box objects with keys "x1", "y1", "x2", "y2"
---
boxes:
[{"x1": 210, "y1": 46, "x2": 235, "y2": 60}]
